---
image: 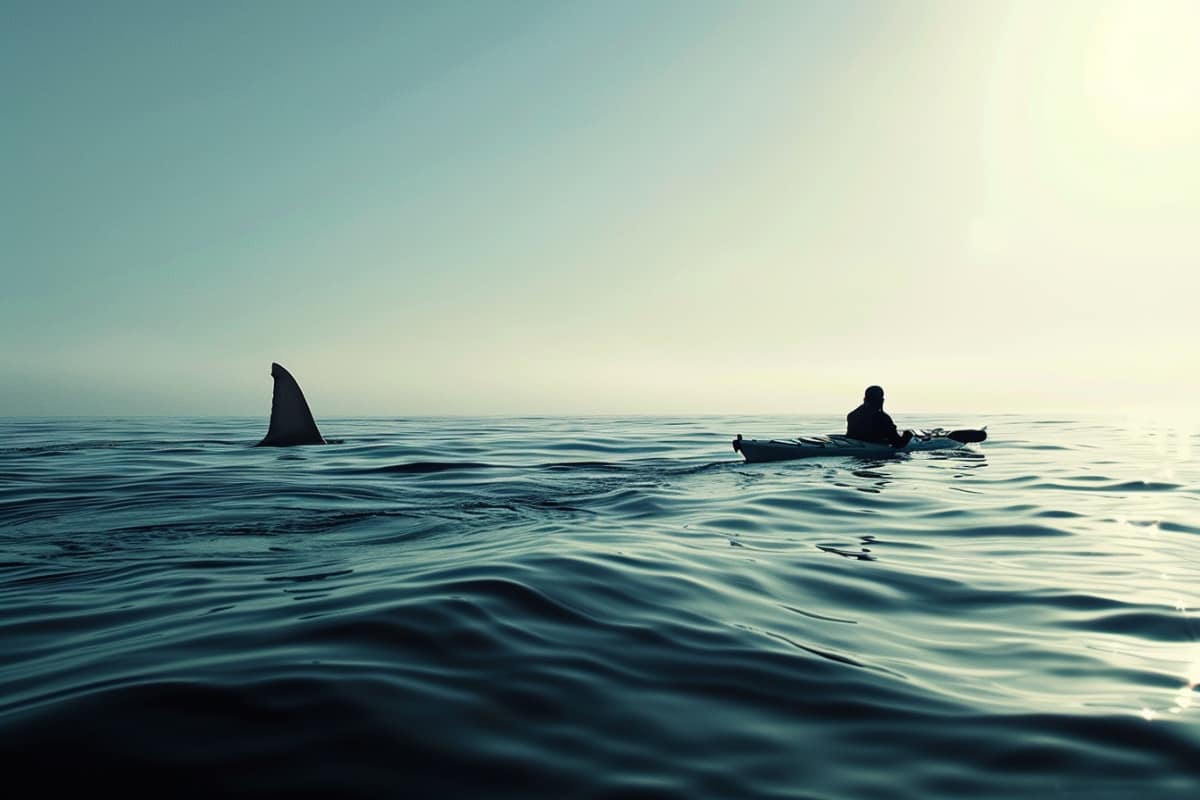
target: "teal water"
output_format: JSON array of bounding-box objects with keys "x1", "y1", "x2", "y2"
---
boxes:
[{"x1": 1, "y1": 415, "x2": 1197, "y2": 797}]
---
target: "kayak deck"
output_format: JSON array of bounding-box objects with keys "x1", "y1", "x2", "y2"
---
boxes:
[{"x1": 733, "y1": 428, "x2": 983, "y2": 463}]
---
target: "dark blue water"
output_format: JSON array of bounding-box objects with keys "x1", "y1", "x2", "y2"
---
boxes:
[{"x1": 2, "y1": 415, "x2": 1197, "y2": 797}]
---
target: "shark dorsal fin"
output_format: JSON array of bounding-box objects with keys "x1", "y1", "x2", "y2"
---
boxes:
[{"x1": 257, "y1": 362, "x2": 326, "y2": 446}]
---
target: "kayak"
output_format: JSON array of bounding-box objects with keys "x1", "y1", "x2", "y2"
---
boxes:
[{"x1": 732, "y1": 428, "x2": 986, "y2": 463}]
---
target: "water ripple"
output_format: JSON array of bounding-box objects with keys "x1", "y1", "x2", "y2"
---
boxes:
[{"x1": 1, "y1": 415, "x2": 1198, "y2": 798}]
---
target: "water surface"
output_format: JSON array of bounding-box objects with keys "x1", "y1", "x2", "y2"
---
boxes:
[{"x1": 2, "y1": 415, "x2": 1197, "y2": 797}]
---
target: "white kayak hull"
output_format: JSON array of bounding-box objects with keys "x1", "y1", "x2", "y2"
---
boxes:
[{"x1": 733, "y1": 428, "x2": 984, "y2": 463}]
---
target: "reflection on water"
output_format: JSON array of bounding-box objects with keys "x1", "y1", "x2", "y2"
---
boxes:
[
  {"x1": 850, "y1": 467, "x2": 892, "y2": 494},
  {"x1": 817, "y1": 534, "x2": 878, "y2": 561}
]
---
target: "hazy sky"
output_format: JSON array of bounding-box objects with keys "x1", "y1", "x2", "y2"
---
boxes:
[{"x1": 4, "y1": 0, "x2": 1197, "y2": 416}]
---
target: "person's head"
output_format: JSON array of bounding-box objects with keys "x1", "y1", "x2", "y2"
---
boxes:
[{"x1": 864, "y1": 385, "x2": 885, "y2": 407}]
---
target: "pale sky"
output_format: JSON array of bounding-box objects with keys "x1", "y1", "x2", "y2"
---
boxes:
[{"x1": 3, "y1": 0, "x2": 1197, "y2": 416}]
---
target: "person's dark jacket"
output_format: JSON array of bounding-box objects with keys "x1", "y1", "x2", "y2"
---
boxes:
[{"x1": 846, "y1": 404, "x2": 911, "y2": 447}]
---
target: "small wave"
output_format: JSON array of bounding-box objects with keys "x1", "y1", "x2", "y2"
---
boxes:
[
  {"x1": 264, "y1": 568, "x2": 354, "y2": 584},
  {"x1": 370, "y1": 462, "x2": 496, "y2": 474},
  {"x1": 538, "y1": 461, "x2": 625, "y2": 472},
  {"x1": 661, "y1": 461, "x2": 735, "y2": 476},
  {"x1": 1159, "y1": 520, "x2": 1200, "y2": 535},
  {"x1": 0, "y1": 440, "x2": 129, "y2": 456},
  {"x1": 777, "y1": 603, "x2": 858, "y2": 624},
  {"x1": 1033, "y1": 479, "x2": 1182, "y2": 493},
  {"x1": 933, "y1": 523, "x2": 1073, "y2": 538},
  {"x1": 1058, "y1": 609, "x2": 1197, "y2": 641}
]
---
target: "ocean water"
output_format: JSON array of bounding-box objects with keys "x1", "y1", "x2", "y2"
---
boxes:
[{"x1": 1, "y1": 415, "x2": 1197, "y2": 798}]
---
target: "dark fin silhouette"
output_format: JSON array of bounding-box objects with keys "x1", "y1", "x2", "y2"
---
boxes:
[
  {"x1": 257, "y1": 362, "x2": 327, "y2": 447},
  {"x1": 948, "y1": 429, "x2": 987, "y2": 444}
]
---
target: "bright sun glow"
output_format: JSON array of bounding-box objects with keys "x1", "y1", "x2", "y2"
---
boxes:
[{"x1": 1088, "y1": 1, "x2": 1200, "y2": 143}]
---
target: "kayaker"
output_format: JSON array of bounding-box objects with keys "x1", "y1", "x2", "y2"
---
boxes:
[{"x1": 846, "y1": 385, "x2": 914, "y2": 447}]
